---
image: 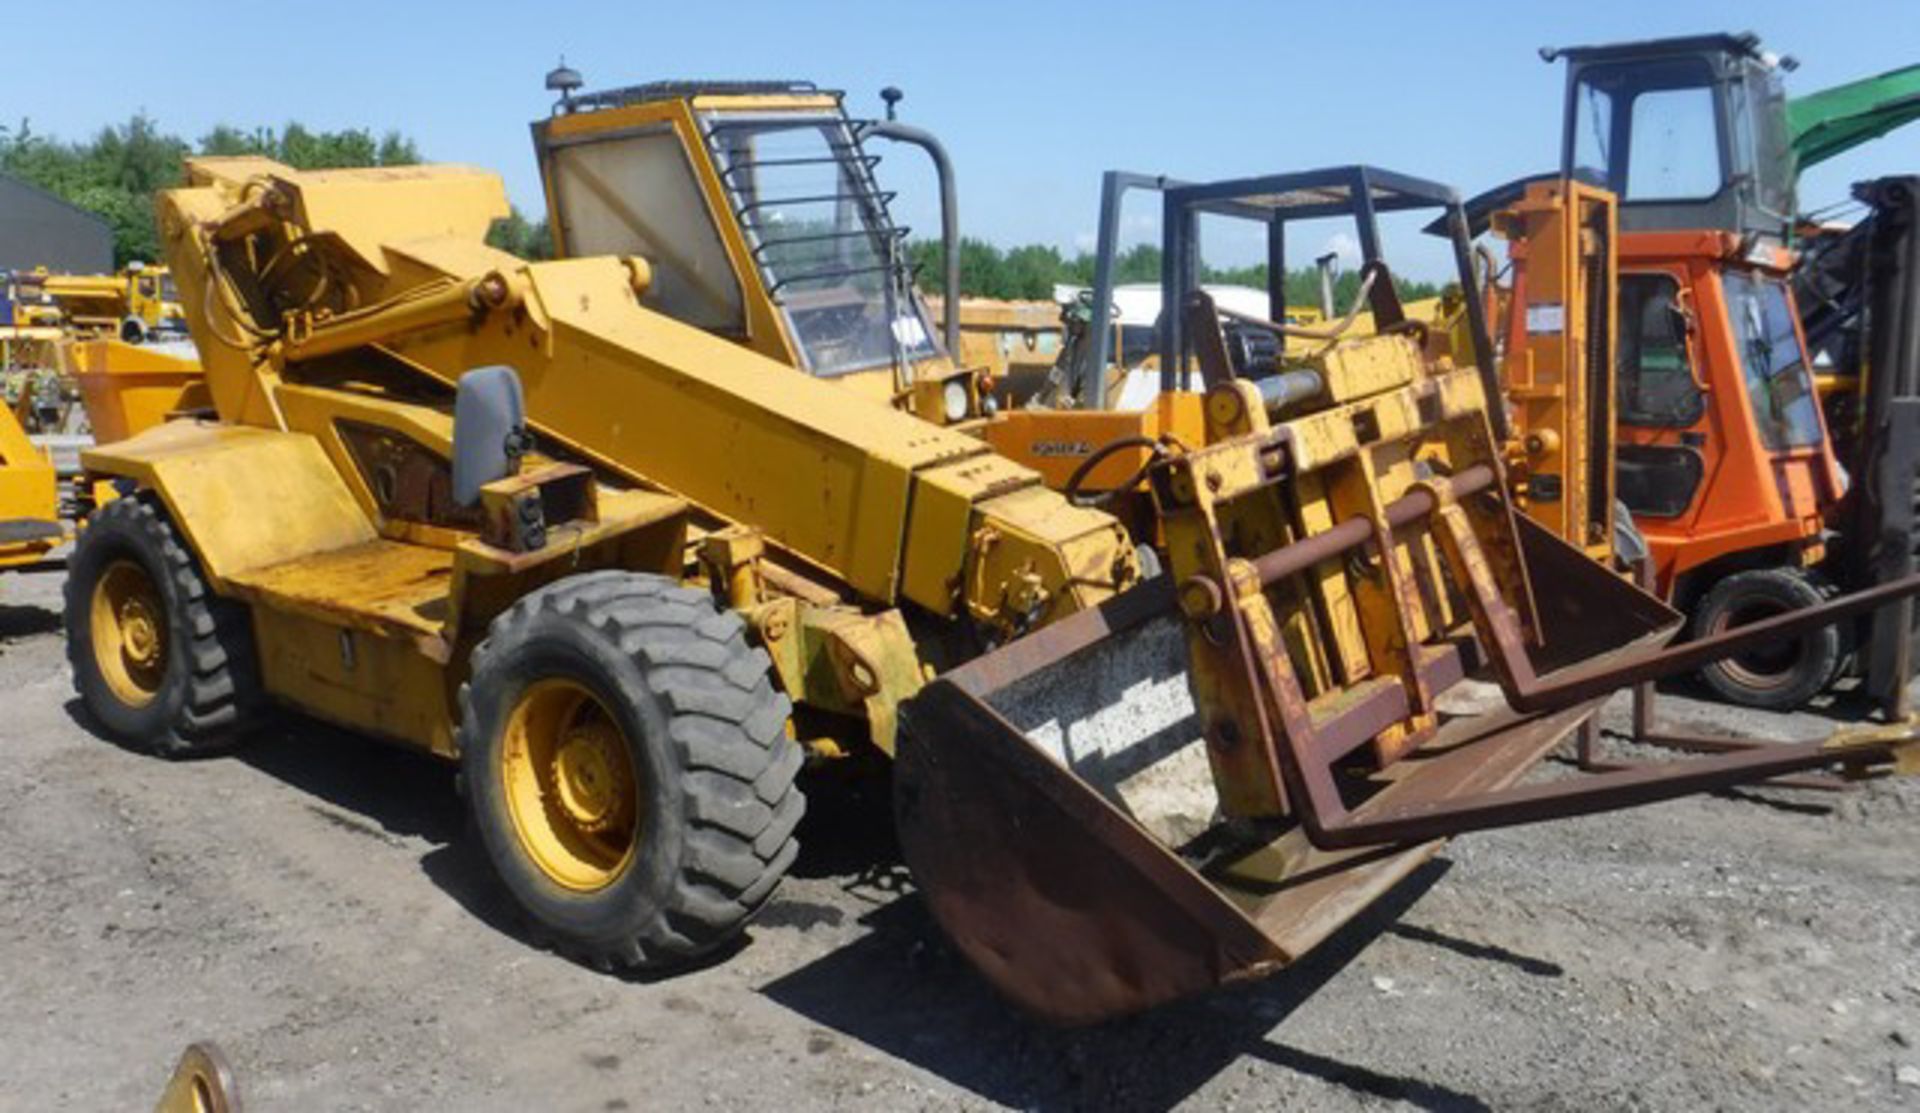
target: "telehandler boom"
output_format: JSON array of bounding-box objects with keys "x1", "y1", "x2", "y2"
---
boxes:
[{"x1": 61, "y1": 153, "x2": 1920, "y2": 1025}]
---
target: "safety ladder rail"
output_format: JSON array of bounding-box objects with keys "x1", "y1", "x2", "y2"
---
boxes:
[
  {"x1": 715, "y1": 151, "x2": 883, "y2": 178},
  {"x1": 765, "y1": 262, "x2": 911, "y2": 297},
  {"x1": 732, "y1": 189, "x2": 901, "y2": 219}
]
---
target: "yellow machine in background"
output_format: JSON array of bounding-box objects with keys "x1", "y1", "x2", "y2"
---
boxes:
[
  {"x1": 0, "y1": 338, "x2": 208, "y2": 571},
  {"x1": 2, "y1": 272, "x2": 66, "y2": 372},
  {"x1": 0, "y1": 402, "x2": 60, "y2": 567},
  {"x1": 60, "y1": 338, "x2": 208, "y2": 443},
  {"x1": 30, "y1": 265, "x2": 187, "y2": 344},
  {"x1": 978, "y1": 168, "x2": 1467, "y2": 542},
  {"x1": 922, "y1": 294, "x2": 1062, "y2": 404}
]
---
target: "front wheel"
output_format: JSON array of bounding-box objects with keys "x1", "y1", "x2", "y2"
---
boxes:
[
  {"x1": 64, "y1": 495, "x2": 261, "y2": 756},
  {"x1": 458, "y1": 572, "x2": 803, "y2": 970},
  {"x1": 1691, "y1": 566, "x2": 1840, "y2": 711}
]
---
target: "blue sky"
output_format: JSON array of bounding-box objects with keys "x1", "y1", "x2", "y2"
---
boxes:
[{"x1": 4, "y1": 2, "x2": 1914, "y2": 279}]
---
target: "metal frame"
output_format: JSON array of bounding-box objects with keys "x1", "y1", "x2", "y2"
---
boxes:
[
  {"x1": 1842, "y1": 177, "x2": 1920, "y2": 718},
  {"x1": 559, "y1": 79, "x2": 828, "y2": 115},
  {"x1": 1071, "y1": 165, "x2": 1502, "y2": 421},
  {"x1": 1577, "y1": 562, "x2": 1848, "y2": 790},
  {"x1": 935, "y1": 466, "x2": 1920, "y2": 850},
  {"x1": 1073, "y1": 170, "x2": 1188, "y2": 408},
  {"x1": 1151, "y1": 165, "x2": 1504, "y2": 440}
]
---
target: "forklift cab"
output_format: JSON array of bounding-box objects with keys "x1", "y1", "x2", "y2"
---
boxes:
[
  {"x1": 1547, "y1": 32, "x2": 1798, "y2": 239},
  {"x1": 1609, "y1": 231, "x2": 1844, "y2": 595}
]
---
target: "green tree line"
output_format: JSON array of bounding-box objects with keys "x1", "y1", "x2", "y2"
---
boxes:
[
  {"x1": 0, "y1": 113, "x2": 551, "y2": 267},
  {"x1": 907, "y1": 237, "x2": 1441, "y2": 307}
]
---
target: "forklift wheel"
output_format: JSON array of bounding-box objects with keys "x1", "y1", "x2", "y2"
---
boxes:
[
  {"x1": 64, "y1": 496, "x2": 261, "y2": 756},
  {"x1": 459, "y1": 571, "x2": 803, "y2": 970},
  {"x1": 1692, "y1": 567, "x2": 1840, "y2": 711}
]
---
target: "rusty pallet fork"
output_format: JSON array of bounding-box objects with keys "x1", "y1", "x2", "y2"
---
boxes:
[
  {"x1": 900, "y1": 414, "x2": 1920, "y2": 1024},
  {"x1": 895, "y1": 168, "x2": 1920, "y2": 1025}
]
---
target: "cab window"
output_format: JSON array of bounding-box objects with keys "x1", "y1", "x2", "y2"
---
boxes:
[
  {"x1": 1724, "y1": 271, "x2": 1822, "y2": 449},
  {"x1": 1625, "y1": 86, "x2": 1721, "y2": 201},
  {"x1": 547, "y1": 127, "x2": 745, "y2": 334},
  {"x1": 1617, "y1": 274, "x2": 1704, "y2": 427},
  {"x1": 706, "y1": 114, "x2": 937, "y2": 376},
  {"x1": 1572, "y1": 57, "x2": 1725, "y2": 203}
]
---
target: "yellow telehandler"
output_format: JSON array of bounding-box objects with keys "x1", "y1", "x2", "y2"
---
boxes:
[{"x1": 59, "y1": 138, "x2": 1920, "y2": 1026}]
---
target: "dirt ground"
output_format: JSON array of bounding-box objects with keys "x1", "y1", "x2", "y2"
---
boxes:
[{"x1": 3, "y1": 558, "x2": 1918, "y2": 1111}]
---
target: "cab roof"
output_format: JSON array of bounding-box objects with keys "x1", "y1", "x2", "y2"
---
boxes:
[
  {"x1": 1539, "y1": 32, "x2": 1776, "y2": 68},
  {"x1": 557, "y1": 79, "x2": 843, "y2": 114}
]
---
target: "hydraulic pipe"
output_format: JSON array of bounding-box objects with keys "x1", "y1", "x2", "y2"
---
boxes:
[
  {"x1": 1251, "y1": 370, "x2": 1324, "y2": 414},
  {"x1": 1250, "y1": 465, "x2": 1497, "y2": 584},
  {"x1": 277, "y1": 272, "x2": 523, "y2": 364},
  {"x1": 863, "y1": 120, "x2": 960, "y2": 358}
]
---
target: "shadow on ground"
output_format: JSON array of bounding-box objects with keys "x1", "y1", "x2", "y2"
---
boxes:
[
  {"x1": 235, "y1": 717, "x2": 464, "y2": 841},
  {"x1": 0, "y1": 602, "x2": 60, "y2": 640},
  {"x1": 59, "y1": 692, "x2": 532, "y2": 943},
  {"x1": 227, "y1": 713, "x2": 561, "y2": 949},
  {"x1": 761, "y1": 774, "x2": 1495, "y2": 1112}
]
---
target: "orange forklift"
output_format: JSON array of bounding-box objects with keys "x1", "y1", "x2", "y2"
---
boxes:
[
  {"x1": 1465, "y1": 33, "x2": 1914, "y2": 710},
  {"x1": 1482, "y1": 198, "x2": 1849, "y2": 709},
  {"x1": 1608, "y1": 226, "x2": 1846, "y2": 708}
]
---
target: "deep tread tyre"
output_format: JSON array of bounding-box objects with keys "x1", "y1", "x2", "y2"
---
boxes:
[
  {"x1": 64, "y1": 495, "x2": 261, "y2": 757},
  {"x1": 459, "y1": 571, "x2": 803, "y2": 970},
  {"x1": 1691, "y1": 566, "x2": 1840, "y2": 711}
]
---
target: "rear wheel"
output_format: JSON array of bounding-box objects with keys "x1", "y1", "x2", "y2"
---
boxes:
[
  {"x1": 459, "y1": 571, "x2": 803, "y2": 970},
  {"x1": 1691, "y1": 566, "x2": 1839, "y2": 711},
  {"x1": 64, "y1": 496, "x2": 261, "y2": 756}
]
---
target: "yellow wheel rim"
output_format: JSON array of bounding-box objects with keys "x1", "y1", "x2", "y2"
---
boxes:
[
  {"x1": 90, "y1": 558, "x2": 168, "y2": 708},
  {"x1": 501, "y1": 679, "x2": 641, "y2": 892}
]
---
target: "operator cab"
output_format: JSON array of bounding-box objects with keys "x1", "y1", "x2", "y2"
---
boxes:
[
  {"x1": 1547, "y1": 32, "x2": 1797, "y2": 239},
  {"x1": 531, "y1": 74, "x2": 975, "y2": 420}
]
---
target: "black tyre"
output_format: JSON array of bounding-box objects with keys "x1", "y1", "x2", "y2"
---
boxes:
[
  {"x1": 64, "y1": 495, "x2": 261, "y2": 756},
  {"x1": 1691, "y1": 566, "x2": 1840, "y2": 711},
  {"x1": 459, "y1": 571, "x2": 803, "y2": 969},
  {"x1": 120, "y1": 318, "x2": 146, "y2": 344}
]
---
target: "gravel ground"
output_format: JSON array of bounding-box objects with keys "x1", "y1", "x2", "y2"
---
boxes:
[{"x1": 3, "y1": 559, "x2": 1918, "y2": 1111}]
